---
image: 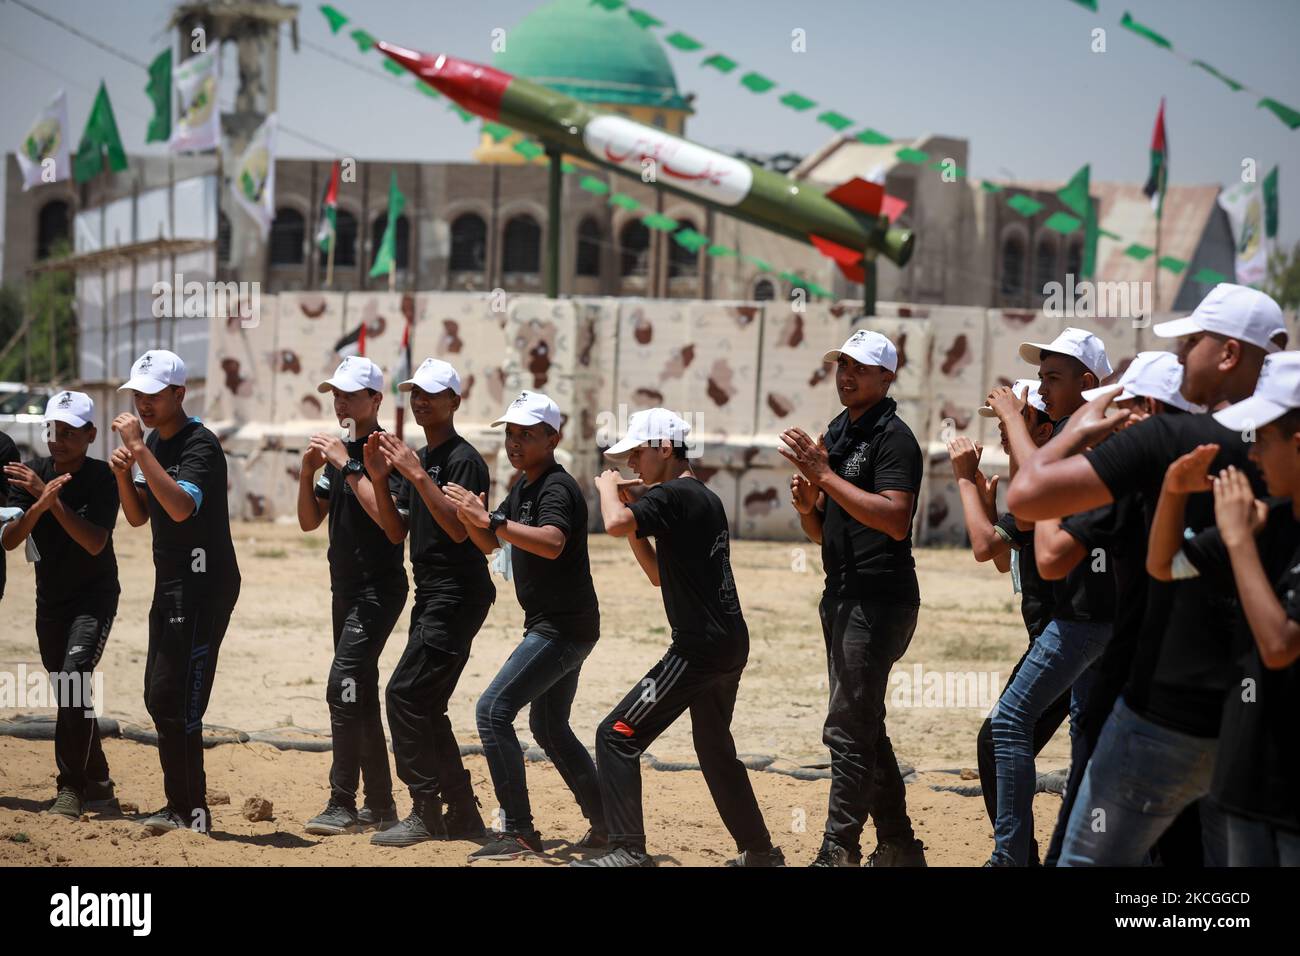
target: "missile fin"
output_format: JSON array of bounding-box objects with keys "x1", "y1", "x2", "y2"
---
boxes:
[
  {"x1": 837, "y1": 260, "x2": 867, "y2": 284},
  {"x1": 825, "y1": 177, "x2": 884, "y2": 216},
  {"x1": 880, "y1": 195, "x2": 909, "y2": 224},
  {"x1": 809, "y1": 233, "x2": 864, "y2": 268}
]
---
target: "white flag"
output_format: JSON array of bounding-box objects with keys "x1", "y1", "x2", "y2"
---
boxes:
[
  {"x1": 1218, "y1": 179, "x2": 1271, "y2": 287},
  {"x1": 169, "y1": 49, "x2": 220, "y2": 153},
  {"x1": 16, "y1": 91, "x2": 70, "y2": 191},
  {"x1": 230, "y1": 113, "x2": 276, "y2": 237}
]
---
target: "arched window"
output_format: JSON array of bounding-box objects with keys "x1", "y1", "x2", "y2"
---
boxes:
[
  {"x1": 449, "y1": 213, "x2": 487, "y2": 273},
  {"x1": 1000, "y1": 234, "x2": 1025, "y2": 298},
  {"x1": 37, "y1": 200, "x2": 70, "y2": 260},
  {"x1": 1065, "y1": 237, "x2": 1083, "y2": 279},
  {"x1": 620, "y1": 219, "x2": 650, "y2": 277},
  {"x1": 366, "y1": 213, "x2": 409, "y2": 271},
  {"x1": 217, "y1": 212, "x2": 231, "y2": 264},
  {"x1": 333, "y1": 209, "x2": 358, "y2": 267},
  {"x1": 270, "y1": 207, "x2": 305, "y2": 265},
  {"x1": 752, "y1": 278, "x2": 776, "y2": 301},
  {"x1": 1034, "y1": 237, "x2": 1057, "y2": 296},
  {"x1": 669, "y1": 220, "x2": 699, "y2": 278},
  {"x1": 502, "y1": 215, "x2": 541, "y2": 274},
  {"x1": 576, "y1": 217, "x2": 602, "y2": 277}
]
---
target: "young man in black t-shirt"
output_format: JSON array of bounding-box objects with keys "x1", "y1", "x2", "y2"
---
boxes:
[
  {"x1": 444, "y1": 390, "x2": 606, "y2": 861},
  {"x1": 575, "y1": 407, "x2": 781, "y2": 868},
  {"x1": 3, "y1": 391, "x2": 119, "y2": 820},
  {"x1": 1006, "y1": 284, "x2": 1283, "y2": 866},
  {"x1": 297, "y1": 356, "x2": 408, "y2": 837},
  {"x1": 365, "y1": 359, "x2": 494, "y2": 846},
  {"x1": 112, "y1": 350, "x2": 240, "y2": 835},
  {"x1": 782, "y1": 329, "x2": 925, "y2": 868}
]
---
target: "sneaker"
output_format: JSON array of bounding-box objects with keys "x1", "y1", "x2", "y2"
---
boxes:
[
  {"x1": 727, "y1": 845, "x2": 786, "y2": 867},
  {"x1": 84, "y1": 778, "x2": 116, "y2": 806},
  {"x1": 467, "y1": 831, "x2": 545, "y2": 861},
  {"x1": 571, "y1": 827, "x2": 609, "y2": 850},
  {"x1": 304, "y1": 802, "x2": 359, "y2": 836},
  {"x1": 866, "y1": 837, "x2": 927, "y2": 868},
  {"x1": 357, "y1": 805, "x2": 399, "y2": 832},
  {"x1": 141, "y1": 807, "x2": 188, "y2": 834},
  {"x1": 370, "y1": 797, "x2": 444, "y2": 846},
  {"x1": 809, "y1": 840, "x2": 861, "y2": 867},
  {"x1": 48, "y1": 789, "x2": 82, "y2": 820},
  {"x1": 569, "y1": 845, "x2": 656, "y2": 868},
  {"x1": 442, "y1": 792, "x2": 486, "y2": 840}
]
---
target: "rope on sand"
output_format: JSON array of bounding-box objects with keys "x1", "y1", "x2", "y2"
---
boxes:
[{"x1": 929, "y1": 767, "x2": 1069, "y2": 797}]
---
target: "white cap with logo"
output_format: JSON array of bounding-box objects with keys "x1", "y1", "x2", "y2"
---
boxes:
[
  {"x1": 119, "y1": 350, "x2": 187, "y2": 394},
  {"x1": 317, "y1": 356, "x2": 384, "y2": 394},
  {"x1": 492, "y1": 390, "x2": 562, "y2": 431},
  {"x1": 1213, "y1": 351, "x2": 1300, "y2": 431},
  {"x1": 1080, "y1": 350, "x2": 1205, "y2": 413},
  {"x1": 44, "y1": 390, "x2": 94, "y2": 428},
  {"x1": 604, "y1": 408, "x2": 693, "y2": 458},
  {"x1": 823, "y1": 329, "x2": 899, "y2": 373},
  {"x1": 399, "y1": 357, "x2": 461, "y2": 396},
  {"x1": 1153, "y1": 283, "x2": 1285, "y2": 354},
  {"x1": 1018, "y1": 327, "x2": 1113, "y2": 381},
  {"x1": 977, "y1": 379, "x2": 1047, "y2": 418}
]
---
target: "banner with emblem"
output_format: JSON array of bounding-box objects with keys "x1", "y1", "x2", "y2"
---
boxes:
[
  {"x1": 16, "y1": 90, "x2": 71, "y2": 191},
  {"x1": 230, "y1": 113, "x2": 277, "y2": 237},
  {"x1": 169, "y1": 50, "x2": 220, "y2": 153},
  {"x1": 1218, "y1": 173, "x2": 1276, "y2": 287}
]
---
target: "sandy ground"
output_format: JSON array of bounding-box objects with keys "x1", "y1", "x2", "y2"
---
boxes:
[{"x1": 0, "y1": 520, "x2": 1069, "y2": 866}]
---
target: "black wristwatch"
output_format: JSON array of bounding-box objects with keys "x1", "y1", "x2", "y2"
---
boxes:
[
  {"x1": 488, "y1": 510, "x2": 507, "y2": 532},
  {"x1": 341, "y1": 458, "x2": 364, "y2": 479}
]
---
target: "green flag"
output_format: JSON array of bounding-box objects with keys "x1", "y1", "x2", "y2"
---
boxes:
[
  {"x1": 73, "y1": 82, "x2": 127, "y2": 183},
  {"x1": 1264, "y1": 164, "x2": 1280, "y2": 238},
  {"x1": 1056, "y1": 164, "x2": 1099, "y2": 278},
  {"x1": 145, "y1": 49, "x2": 172, "y2": 144},
  {"x1": 369, "y1": 171, "x2": 406, "y2": 278}
]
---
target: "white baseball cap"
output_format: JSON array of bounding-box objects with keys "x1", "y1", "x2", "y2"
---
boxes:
[
  {"x1": 492, "y1": 390, "x2": 562, "y2": 431},
  {"x1": 399, "y1": 357, "x2": 461, "y2": 396},
  {"x1": 317, "y1": 356, "x2": 384, "y2": 394},
  {"x1": 1081, "y1": 351, "x2": 1205, "y2": 413},
  {"x1": 823, "y1": 329, "x2": 899, "y2": 373},
  {"x1": 1153, "y1": 283, "x2": 1285, "y2": 354},
  {"x1": 1018, "y1": 327, "x2": 1113, "y2": 381},
  {"x1": 44, "y1": 390, "x2": 94, "y2": 428},
  {"x1": 119, "y1": 349, "x2": 187, "y2": 394},
  {"x1": 1213, "y1": 351, "x2": 1300, "y2": 431},
  {"x1": 977, "y1": 379, "x2": 1047, "y2": 418},
  {"x1": 604, "y1": 408, "x2": 693, "y2": 458}
]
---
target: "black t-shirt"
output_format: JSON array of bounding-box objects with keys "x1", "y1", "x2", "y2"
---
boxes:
[
  {"x1": 9, "y1": 456, "x2": 120, "y2": 609},
  {"x1": 629, "y1": 475, "x2": 747, "y2": 667},
  {"x1": 395, "y1": 434, "x2": 493, "y2": 599},
  {"x1": 994, "y1": 511, "x2": 1053, "y2": 641},
  {"x1": 819, "y1": 398, "x2": 922, "y2": 606},
  {"x1": 134, "y1": 419, "x2": 240, "y2": 607},
  {"x1": 1182, "y1": 499, "x2": 1300, "y2": 830},
  {"x1": 1084, "y1": 413, "x2": 1264, "y2": 736},
  {"x1": 314, "y1": 428, "x2": 406, "y2": 594},
  {"x1": 498, "y1": 462, "x2": 599, "y2": 643},
  {"x1": 1053, "y1": 502, "x2": 1117, "y2": 623},
  {"x1": 0, "y1": 430, "x2": 18, "y2": 599}
]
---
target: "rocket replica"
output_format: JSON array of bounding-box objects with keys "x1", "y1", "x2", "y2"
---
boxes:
[{"x1": 376, "y1": 41, "x2": 914, "y2": 281}]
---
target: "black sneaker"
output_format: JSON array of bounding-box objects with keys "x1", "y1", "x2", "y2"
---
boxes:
[
  {"x1": 304, "y1": 802, "x2": 359, "y2": 836},
  {"x1": 809, "y1": 840, "x2": 861, "y2": 867},
  {"x1": 84, "y1": 778, "x2": 116, "y2": 806},
  {"x1": 357, "y1": 805, "x2": 399, "y2": 832},
  {"x1": 727, "y1": 845, "x2": 786, "y2": 867},
  {"x1": 48, "y1": 789, "x2": 82, "y2": 820},
  {"x1": 867, "y1": 837, "x2": 927, "y2": 867},
  {"x1": 569, "y1": 845, "x2": 656, "y2": 868},
  {"x1": 141, "y1": 807, "x2": 188, "y2": 834},
  {"x1": 467, "y1": 831, "x2": 545, "y2": 861},
  {"x1": 571, "y1": 827, "x2": 609, "y2": 850},
  {"x1": 370, "y1": 797, "x2": 445, "y2": 846},
  {"x1": 442, "y1": 791, "x2": 486, "y2": 840}
]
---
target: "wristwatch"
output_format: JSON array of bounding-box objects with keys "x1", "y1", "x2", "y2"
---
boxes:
[
  {"x1": 488, "y1": 510, "x2": 508, "y2": 532},
  {"x1": 341, "y1": 459, "x2": 364, "y2": 479}
]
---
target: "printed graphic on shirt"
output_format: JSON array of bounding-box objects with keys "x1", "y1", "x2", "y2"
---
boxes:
[
  {"x1": 517, "y1": 499, "x2": 535, "y2": 526},
  {"x1": 710, "y1": 528, "x2": 741, "y2": 615}
]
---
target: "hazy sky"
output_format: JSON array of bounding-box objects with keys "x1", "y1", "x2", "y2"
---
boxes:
[{"x1": 2, "y1": 0, "x2": 1298, "y2": 273}]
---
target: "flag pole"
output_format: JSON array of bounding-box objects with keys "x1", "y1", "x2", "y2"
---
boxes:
[
  {"x1": 325, "y1": 231, "x2": 335, "y2": 288},
  {"x1": 388, "y1": 260, "x2": 395, "y2": 293}
]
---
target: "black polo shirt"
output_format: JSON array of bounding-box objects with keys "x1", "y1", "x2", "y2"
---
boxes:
[
  {"x1": 994, "y1": 511, "x2": 1053, "y2": 641},
  {"x1": 819, "y1": 397, "x2": 922, "y2": 606}
]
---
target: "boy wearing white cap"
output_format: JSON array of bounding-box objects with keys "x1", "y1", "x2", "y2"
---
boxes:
[
  {"x1": 1007, "y1": 285, "x2": 1281, "y2": 867},
  {"x1": 780, "y1": 329, "x2": 926, "y2": 868},
  {"x1": 3, "y1": 391, "x2": 120, "y2": 820},
  {"x1": 443, "y1": 390, "x2": 606, "y2": 859},
  {"x1": 365, "y1": 359, "x2": 495, "y2": 846},
  {"x1": 1143, "y1": 350, "x2": 1300, "y2": 865},
  {"x1": 112, "y1": 350, "x2": 241, "y2": 835},
  {"x1": 297, "y1": 355, "x2": 408, "y2": 837},
  {"x1": 575, "y1": 407, "x2": 780, "y2": 868}
]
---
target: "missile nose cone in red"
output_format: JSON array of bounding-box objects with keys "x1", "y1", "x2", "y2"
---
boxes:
[{"x1": 376, "y1": 41, "x2": 510, "y2": 121}]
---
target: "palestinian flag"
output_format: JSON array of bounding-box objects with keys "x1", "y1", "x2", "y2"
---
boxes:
[
  {"x1": 1143, "y1": 98, "x2": 1168, "y2": 217},
  {"x1": 333, "y1": 321, "x2": 365, "y2": 358},
  {"x1": 316, "y1": 160, "x2": 340, "y2": 253}
]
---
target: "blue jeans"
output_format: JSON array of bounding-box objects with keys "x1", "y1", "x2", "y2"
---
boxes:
[
  {"x1": 1226, "y1": 813, "x2": 1300, "y2": 866},
  {"x1": 476, "y1": 632, "x2": 603, "y2": 836},
  {"x1": 990, "y1": 617, "x2": 1111, "y2": 865},
  {"x1": 1058, "y1": 696, "x2": 1218, "y2": 866}
]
